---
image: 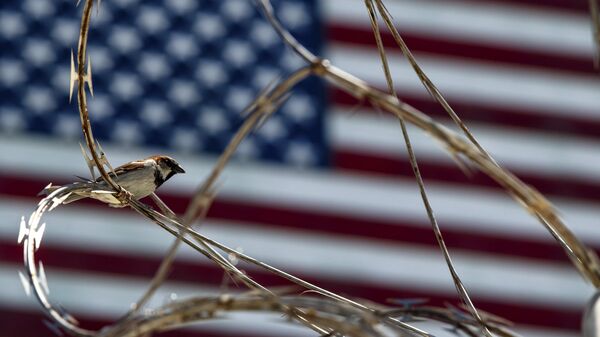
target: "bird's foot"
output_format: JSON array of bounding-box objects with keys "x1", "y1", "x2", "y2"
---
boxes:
[{"x1": 115, "y1": 189, "x2": 133, "y2": 206}]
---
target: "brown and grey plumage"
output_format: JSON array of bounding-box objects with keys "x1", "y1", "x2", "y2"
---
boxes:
[{"x1": 41, "y1": 155, "x2": 185, "y2": 207}]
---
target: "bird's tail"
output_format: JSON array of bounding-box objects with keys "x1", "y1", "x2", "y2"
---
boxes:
[{"x1": 37, "y1": 184, "x2": 86, "y2": 204}]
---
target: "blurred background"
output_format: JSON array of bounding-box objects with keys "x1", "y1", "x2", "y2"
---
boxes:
[{"x1": 0, "y1": 0, "x2": 599, "y2": 336}]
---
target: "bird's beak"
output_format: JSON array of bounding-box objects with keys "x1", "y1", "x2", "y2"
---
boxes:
[{"x1": 174, "y1": 164, "x2": 185, "y2": 174}]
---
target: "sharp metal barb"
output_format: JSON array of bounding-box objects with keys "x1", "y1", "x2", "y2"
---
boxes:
[
  {"x1": 57, "y1": 304, "x2": 77, "y2": 323},
  {"x1": 18, "y1": 271, "x2": 31, "y2": 297},
  {"x1": 28, "y1": 210, "x2": 37, "y2": 228},
  {"x1": 38, "y1": 261, "x2": 50, "y2": 295},
  {"x1": 77, "y1": 30, "x2": 82, "y2": 55},
  {"x1": 49, "y1": 193, "x2": 71, "y2": 211},
  {"x1": 36, "y1": 183, "x2": 52, "y2": 198},
  {"x1": 79, "y1": 142, "x2": 96, "y2": 179},
  {"x1": 91, "y1": 190, "x2": 115, "y2": 194},
  {"x1": 34, "y1": 222, "x2": 46, "y2": 251},
  {"x1": 442, "y1": 326, "x2": 461, "y2": 336},
  {"x1": 37, "y1": 183, "x2": 53, "y2": 197},
  {"x1": 17, "y1": 216, "x2": 28, "y2": 244},
  {"x1": 254, "y1": 93, "x2": 291, "y2": 131},
  {"x1": 389, "y1": 298, "x2": 428, "y2": 309},
  {"x1": 65, "y1": 312, "x2": 79, "y2": 325},
  {"x1": 69, "y1": 50, "x2": 77, "y2": 103},
  {"x1": 95, "y1": 140, "x2": 105, "y2": 157},
  {"x1": 445, "y1": 303, "x2": 471, "y2": 322},
  {"x1": 95, "y1": 141, "x2": 116, "y2": 176},
  {"x1": 243, "y1": 74, "x2": 283, "y2": 118},
  {"x1": 43, "y1": 319, "x2": 64, "y2": 337},
  {"x1": 85, "y1": 56, "x2": 93, "y2": 97},
  {"x1": 75, "y1": 0, "x2": 82, "y2": 6}
]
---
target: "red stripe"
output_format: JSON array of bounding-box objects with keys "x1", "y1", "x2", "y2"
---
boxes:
[
  {"x1": 333, "y1": 149, "x2": 600, "y2": 202},
  {"x1": 454, "y1": 0, "x2": 588, "y2": 13},
  {"x1": 327, "y1": 24, "x2": 594, "y2": 75},
  {"x1": 331, "y1": 88, "x2": 600, "y2": 140},
  {"x1": 0, "y1": 173, "x2": 593, "y2": 265},
  {"x1": 0, "y1": 243, "x2": 582, "y2": 331}
]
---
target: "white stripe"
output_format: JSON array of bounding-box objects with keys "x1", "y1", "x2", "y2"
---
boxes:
[
  {"x1": 329, "y1": 108, "x2": 600, "y2": 182},
  {"x1": 2, "y1": 266, "x2": 217, "y2": 314},
  {"x1": 0, "y1": 265, "x2": 313, "y2": 337},
  {"x1": 0, "y1": 198, "x2": 592, "y2": 308},
  {"x1": 0, "y1": 264, "x2": 574, "y2": 337},
  {"x1": 1, "y1": 134, "x2": 600, "y2": 245},
  {"x1": 327, "y1": 44, "x2": 600, "y2": 119},
  {"x1": 324, "y1": 0, "x2": 594, "y2": 56}
]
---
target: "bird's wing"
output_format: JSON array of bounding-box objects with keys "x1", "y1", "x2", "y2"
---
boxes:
[{"x1": 94, "y1": 160, "x2": 148, "y2": 182}]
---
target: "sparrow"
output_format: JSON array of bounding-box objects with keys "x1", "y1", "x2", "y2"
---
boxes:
[{"x1": 41, "y1": 155, "x2": 185, "y2": 207}]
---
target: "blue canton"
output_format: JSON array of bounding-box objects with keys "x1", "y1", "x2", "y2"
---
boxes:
[{"x1": 0, "y1": 0, "x2": 327, "y2": 167}]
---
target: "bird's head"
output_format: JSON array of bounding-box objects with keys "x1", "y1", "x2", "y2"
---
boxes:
[{"x1": 153, "y1": 155, "x2": 185, "y2": 183}]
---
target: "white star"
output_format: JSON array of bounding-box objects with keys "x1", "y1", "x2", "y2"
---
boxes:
[
  {"x1": 51, "y1": 19, "x2": 78, "y2": 46},
  {"x1": 166, "y1": 0, "x2": 197, "y2": 15},
  {"x1": 223, "y1": 40, "x2": 255, "y2": 68},
  {"x1": 51, "y1": 66, "x2": 69, "y2": 93},
  {"x1": 94, "y1": 5, "x2": 114, "y2": 26},
  {"x1": 226, "y1": 86, "x2": 254, "y2": 112},
  {"x1": 168, "y1": 80, "x2": 199, "y2": 107},
  {"x1": 252, "y1": 66, "x2": 279, "y2": 90},
  {"x1": 23, "y1": 87, "x2": 56, "y2": 114},
  {"x1": 23, "y1": 0, "x2": 55, "y2": 18},
  {"x1": 257, "y1": 116, "x2": 286, "y2": 142},
  {"x1": 109, "y1": 26, "x2": 142, "y2": 53},
  {"x1": 278, "y1": 2, "x2": 308, "y2": 29},
  {"x1": 112, "y1": 0, "x2": 139, "y2": 8},
  {"x1": 88, "y1": 47, "x2": 114, "y2": 72},
  {"x1": 194, "y1": 14, "x2": 225, "y2": 41},
  {"x1": 250, "y1": 22, "x2": 278, "y2": 48},
  {"x1": 283, "y1": 94, "x2": 315, "y2": 122},
  {"x1": 167, "y1": 33, "x2": 198, "y2": 60},
  {"x1": 197, "y1": 106, "x2": 228, "y2": 134},
  {"x1": 88, "y1": 95, "x2": 115, "y2": 121},
  {"x1": 0, "y1": 12, "x2": 26, "y2": 39},
  {"x1": 195, "y1": 60, "x2": 227, "y2": 88},
  {"x1": 137, "y1": 6, "x2": 169, "y2": 34},
  {"x1": 112, "y1": 121, "x2": 142, "y2": 145},
  {"x1": 285, "y1": 141, "x2": 315, "y2": 167},
  {"x1": 0, "y1": 107, "x2": 25, "y2": 132},
  {"x1": 23, "y1": 39, "x2": 55, "y2": 66},
  {"x1": 138, "y1": 52, "x2": 171, "y2": 80},
  {"x1": 221, "y1": 0, "x2": 252, "y2": 22},
  {"x1": 281, "y1": 50, "x2": 305, "y2": 71},
  {"x1": 171, "y1": 128, "x2": 199, "y2": 152},
  {"x1": 236, "y1": 137, "x2": 259, "y2": 160},
  {"x1": 54, "y1": 115, "x2": 80, "y2": 139},
  {"x1": 140, "y1": 100, "x2": 171, "y2": 127},
  {"x1": 110, "y1": 73, "x2": 142, "y2": 101},
  {"x1": 0, "y1": 59, "x2": 26, "y2": 86}
]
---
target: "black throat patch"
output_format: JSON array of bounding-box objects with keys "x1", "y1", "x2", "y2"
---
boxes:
[
  {"x1": 154, "y1": 168, "x2": 165, "y2": 188},
  {"x1": 154, "y1": 169, "x2": 176, "y2": 188}
]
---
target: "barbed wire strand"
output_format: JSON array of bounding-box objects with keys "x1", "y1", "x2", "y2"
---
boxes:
[
  {"x1": 70, "y1": 0, "x2": 335, "y2": 335},
  {"x1": 20, "y1": 0, "x2": 600, "y2": 337},
  {"x1": 363, "y1": 1, "x2": 492, "y2": 336},
  {"x1": 256, "y1": 0, "x2": 600, "y2": 288}
]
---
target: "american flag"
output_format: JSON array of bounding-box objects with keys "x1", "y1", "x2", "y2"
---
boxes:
[{"x1": 0, "y1": 0, "x2": 597, "y2": 336}]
